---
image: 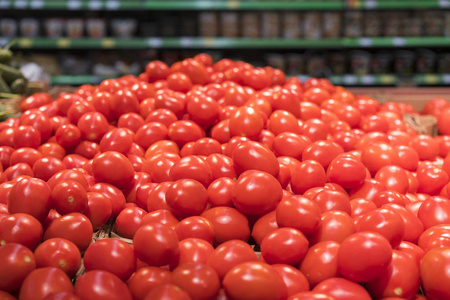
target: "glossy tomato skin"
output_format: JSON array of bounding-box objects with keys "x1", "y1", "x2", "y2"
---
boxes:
[
  {"x1": 261, "y1": 227, "x2": 309, "y2": 265},
  {"x1": 201, "y1": 206, "x2": 250, "y2": 245},
  {"x1": 312, "y1": 277, "x2": 371, "y2": 300},
  {"x1": 165, "y1": 179, "x2": 209, "y2": 219},
  {"x1": 114, "y1": 206, "x2": 147, "y2": 239},
  {"x1": 75, "y1": 270, "x2": 132, "y2": 300},
  {"x1": 174, "y1": 216, "x2": 215, "y2": 244},
  {"x1": 34, "y1": 238, "x2": 81, "y2": 278},
  {"x1": 84, "y1": 192, "x2": 112, "y2": 230},
  {"x1": 366, "y1": 250, "x2": 420, "y2": 299},
  {"x1": 232, "y1": 141, "x2": 279, "y2": 177},
  {"x1": 0, "y1": 213, "x2": 43, "y2": 250},
  {"x1": 19, "y1": 267, "x2": 74, "y2": 300},
  {"x1": 299, "y1": 241, "x2": 340, "y2": 287},
  {"x1": 8, "y1": 177, "x2": 52, "y2": 222},
  {"x1": 337, "y1": 232, "x2": 392, "y2": 283},
  {"x1": 176, "y1": 238, "x2": 214, "y2": 267},
  {"x1": 223, "y1": 261, "x2": 287, "y2": 300},
  {"x1": 420, "y1": 246, "x2": 450, "y2": 300},
  {"x1": 170, "y1": 262, "x2": 221, "y2": 300},
  {"x1": 143, "y1": 283, "x2": 191, "y2": 300},
  {"x1": 327, "y1": 155, "x2": 367, "y2": 190},
  {"x1": 43, "y1": 213, "x2": 93, "y2": 252},
  {"x1": 0, "y1": 243, "x2": 36, "y2": 293},
  {"x1": 169, "y1": 155, "x2": 213, "y2": 188},
  {"x1": 51, "y1": 179, "x2": 88, "y2": 215},
  {"x1": 127, "y1": 266, "x2": 171, "y2": 300},
  {"x1": 291, "y1": 160, "x2": 327, "y2": 195},
  {"x1": 92, "y1": 151, "x2": 135, "y2": 190},
  {"x1": 133, "y1": 223, "x2": 179, "y2": 267},
  {"x1": 272, "y1": 264, "x2": 309, "y2": 297},
  {"x1": 232, "y1": 170, "x2": 283, "y2": 216}
]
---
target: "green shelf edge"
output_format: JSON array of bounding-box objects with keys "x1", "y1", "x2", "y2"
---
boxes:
[
  {"x1": 3, "y1": 0, "x2": 447, "y2": 11},
  {"x1": 5, "y1": 37, "x2": 450, "y2": 50}
]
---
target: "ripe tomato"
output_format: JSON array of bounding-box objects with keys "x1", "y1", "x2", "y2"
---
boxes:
[
  {"x1": 176, "y1": 238, "x2": 214, "y2": 266},
  {"x1": 32, "y1": 157, "x2": 66, "y2": 181},
  {"x1": 312, "y1": 189, "x2": 351, "y2": 214},
  {"x1": 92, "y1": 151, "x2": 135, "y2": 190},
  {"x1": 55, "y1": 124, "x2": 81, "y2": 150},
  {"x1": 111, "y1": 89, "x2": 140, "y2": 119},
  {"x1": 201, "y1": 206, "x2": 250, "y2": 245},
  {"x1": 418, "y1": 196, "x2": 450, "y2": 230},
  {"x1": 165, "y1": 179, "x2": 208, "y2": 219},
  {"x1": 127, "y1": 266, "x2": 171, "y2": 300},
  {"x1": 276, "y1": 195, "x2": 321, "y2": 236},
  {"x1": 133, "y1": 223, "x2": 179, "y2": 266},
  {"x1": 141, "y1": 209, "x2": 179, "y2": 228},
  {"x1": 0, "y1": 243, "x2": 36, "y2": 293},
  {"x1": 144, "y1": 284, "x2": 191, "y2": 300},
  {"x1": 115, "y1": 206, "x2": 147, "y2": 239},
  {"x1": 84, "y1": 238, "x2": 136, "y2": 281},
  {"x1": 229, "y1": 106, "x2": 264, "y2": 139},
  {"x1": 10, "y1": 147, "x2": 43, "y2": 168},
  {"x1": 291, "y1": 160, "x2": 327, "y2": 195},
  {"x1": 168, "y1": 120, "x2": 205, "y2": 147},
  {"x1": 366, "y1": 250, "x2": 420, "y2": 299},
  {"x1": 0, "y1": 213, "x2": 43, "y2": 250},
  {"x1": 169, "y1": 155, "x2": 213, "y2": 187},
  {"x1": 410, "y1": 134, "x2": 439, "y2": 161},
  {"x1": 223, "y1": 261, "x2": 287, "y2": 300},
  {"x1": 232, "y1": 140, "x2": 279, "y2": 177},
  {"x1": 360, "y1": 142, "x2": 399, "y2": 176},
  {"x1": 416, "y1": 164, "x2": 449, "y2": 196},
  {"x1": 207, "y1": 177, "x2": 235, "y2": 207},
  {"x1": 261, "y1": 227, "x2": 309, "y2": 265},
  {"x1": 170, "y1": 262, "x2": 220, "y2": 300},
  {"x1": 309, "y1": 211, "x2": 355, "y2": 245},
  {"x1": 43, "y1": 213, "x2": 93, "y2": 252},
  {"x1": 232, "y1": 170, "x2": 282, "y2": 216},
  {"x1": 75, "y1": 270, "x2": 132, "y2": 300},
  {"x1": 51, "y1": 180, "x2": 88, "y2": 215},
  {"x1": 84, "y1": 192, "x2": 112, "y2": 230},
  {"x1": 420, "y1": 247, "x2": 450, "y2": 300},
  {"x1": 8, "y1": 177, "x2": 52, "y2": 222},
  {"x1": 174, "y1": 216, "x2": 215, "y2": 244},
  {"x1": 99, "y1": 128, "x2": 134, "y2": 155},
  {"x1": 19, "y1": 267, "x2": 74, "y2": 300},
  {"x1": 312, "y1": 277, "x2": 371, "y2": 300},
  {"x1": 272, "y1": 264, "x2": 309, "y2": 297},
  {"x1": 13, "y1": 125, "x2": 41, "y2": 149},
  {"x1": 34, "y1": 238, "x2": 81, "y2": 278},
  {"x1": 327, "y1": 156, "x2": 366, "y2": 190}
]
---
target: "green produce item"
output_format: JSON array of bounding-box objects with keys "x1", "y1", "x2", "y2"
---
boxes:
[
  {"x1": 0, "y1": 48, "x2": 13, "y2": 64},
  {"x1": 0, "y1": 72, "x2": 11, "y2": 94},
  {"x1": 0, "y1": 63, "x2": 24, "y2": 84},
  {"x1": 10, "y1": 78, "x2": 26, "y2": 94}
]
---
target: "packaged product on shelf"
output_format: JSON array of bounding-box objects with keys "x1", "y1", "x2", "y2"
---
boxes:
[
  {"x1": 344, "y1": 11, "x2": 363, "y2": 38},
  {"x1": 282, "y1": 12, "x2": 302, "y2": 39},
  {"x1": 287, "y1": 53, "x2": 306, "y2": 75},
  {"x1": 383, "y1": 12, "x2": 405, "y2": 37},
  {"x1": 221, "y1": 12, "x2": 239, "y2": 38},
  {"x1": 416, "y1": 49, "x2": 437, "y2": 74},
  {"x1": 306, "y1": 54, "x2": 328, "y2": 78},
  {"x1": 328, "y1": 52, "x2": 347, "y2": 75},
  {"x1": 261, "y1": 12, "x2": 280, "y2": 38},
  {"x1": 86, "y1": 19, "x2": 106, "y2": 38},
  {"x1": 303, "y1": 12, "x2": 322, "y2": 39},
  {"x1": 0, "y1": 19, "x2": 18, "y2": 37},
  {"x1": 350, "y1": 50, "x2": 372, "y2": 76},
  {"x1": 363, "y1": 12, "x2": 382, "y2": 37},
  {"x1": 65, "y1": 19, "x2": 84, "y2": 38},
  {"x1": 199, "y1": 12, "x2": 218, "y2": 37},
  {"x1": 422, "y1": 11, "x2": 443, "y2": 37},
  {"x1": 45, "y1": 19, "x2": 64, "y2": 38},
  {"x1": 322, "y1": 12, "x2": 341, "y2": 38},
  {"x1": 394, "y1": 50, "x2": 416, "y2": 76},
  {"x1": 241, "y1": 12, "x2": 260, "y2": 38},
  {"x1": 179, "y1": 15, "x2": 197, "y2": 37},
  {"x1": 140, "y1": 22, "x2": 159, "y2": 37},
  {"x1": 404, "y1": 14, "x2": 422, "y2": 37},
  {"x1": 437, "y1": 53, "x2": 450, "y2": 74},
  {"x1": 111, "y1": 19, "x2": 137, "y2": 38},
  {"x1": 265, "y1": 53, "x2": 286, "y2": 73},
  {"x1": 445, "y1": 12, "x2": 450, "y2": 37},
  {"x1": 20, "y1": 18, "x2": 40, "y2": 37},
  {"x1": 372, "y1": 52, "x2": 393, "y2": 74}
]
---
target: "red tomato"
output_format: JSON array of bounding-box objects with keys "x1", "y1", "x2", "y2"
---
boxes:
[
  {"x1": 186, "y1": 94, "x2": 219, "y2": 126},
  {"x1": 174, "y1": 216, "x2": 215, "y2": 244},
  {"x1": 327, "y1": 156, "x2": 366, "y2": 190},
  {"x1": 418, "y1": 196, "x2": 450, "y2": 230},
  {"x1": 84, "y1": 192, "x2": 112, "y2": 230},
  {"x1": 290, "y1": 160, "x2": 327, "y2": 195},
  {"x1": 223, "y1": 261, "x2": 287, "y2": 300},
  {"x1": 232, "y1": 141, "x2": 279, "y2": 177},
  {"x1": 191, "y1": 138, "x2": 222, "y2": 156},
  {"x1": 438, "y1": 106, "x2": 450, "y2": 135},
  {"x1": 111, "y1": 89, "x2": 140, "y2": 119},
  {"x1": 115, "y1": 206, "x2": 147, "y2": 239},
  {"x1": 168, "y1": 120, "x2": 205, "y2": 147},
  {"x1": 229, "y1": 106, "x2": 264, "y2": 139},
  {"x1": 207, "y1": 177, "x2": 235, "y2": 207},
  {"x1": 272, "y1": 264, "x2": 309, "y2": 297},
  {"x1": 312, "y1": 277, "x2": 371, "y2": 300},
  {"x1": 267, "y1": 110, "x2": 301, "y2": 136},
  {"x1": 272, "y1": 133, "x2": 310, "y2": 161},
  {"x1": 135, "y1": 122, "x2": 168, "y2": 150},
  {"x1": 299, "y1": 241, "x2": 340, "y2": 287},
  {"x1": 146, "y1": 182, "x2": 172, "y2": 212},
  {"x1": 287, "y1": 291, "x2": 336, "y2": 300},
  {"x1": 55, "y1": 124, "x2": 81, "y2": 150},
  {"x1": 142, "y1": 152, "x2": 180, "y2": 183},
  {"x1": 33, "y1": 157, "x2": 66, "y2": 181},
  {"x1": 166, "y1": 179, "x2": 208, "y2": 219},
  {"x1": 337, "y1": 232, "x2": 392, "y2": 282},
  {"x1": 34, "y1": 238, "x2": 81, "y2": 278},
  {"x1": 366, "y1": 250, "x2": 420, "y2": 299},
  {"x1": 232, "y1": 170, "x2": 282, "y2": 216},
  {"x1": 374, "y1": 165, "x2": 409, "y2": 194},
  {"x1": 127, "y1": 266, "x2": 171, "y2": 300},
  {"x1": 410, "y1": 134, "x2": 439, "y2": 161},
  {"x1": 43, "y1": 213, "x2": 93, "y2": 252},
  {"x1": 75, "y1": 270, "x2": 132, "y2": 300},
  {"x1": 141, "y1": 209, "x2": 179, "y2": 229},
  {"x1": 261, "y1": 227, "x2": 309, "y2": 265},
  {"x1": 420, "y1": 246, "x2": 450, "y2": 300},
  {"x1": 77, "y1": 112, "x2": 109, "y2": 143},
  {"x1": 349, "y1": 179, "x2": 386, "y2": 201},
  {"x1": 0, "y1": 243, "x2": 36, "y2": 293},
  {"x1": 416, "y1": 164, "x2": 449, "y2": 196},
  {"x1": 201, "y1": 206, "x2": 250, "y2": 245},
  {"x1": 51, "y1": 180, "x2": 88, "y2": 215},
  {"x1": 169, "y1": 155, "x2": 212, "y2": 187},
  {"x1": 170, "y1": 262, "x2": 220, "y2": 300},
  {"x1": 84, "y1": 238, "x2": 136, "y2": 281},
  {"x1": 10, "y1": 147, "x2": 43, "y2": 168},
  {"x1": 133, "y1": 223, "x2": 179, "y2": 266},
  {"x1": 251, "y1": 210, "x2": 279, "y2": 246},
  {"x1": 361, "y1": 142, "x2": 399, "y2": 176},
  {"x1": 3, "y1": 163, "x2": 34, "y2": 180},
  {"x1": 276, "y1": 195, "x2": 321, "y2": 236},
  {"x1": 92, "y1": 151, "x2": 135, "y2": 190},
  {"x1": 20, "y1": 93, "x2": 52, "y2": 112},
  {"x1": 383, "y1": 203, "x2": 424, "y2": 244},
  {"x1": 19, "y1": 111, "x2": 52, "y2": 143},
  {"x1": 176, "y1": 238, "x2": 214, "y2": 266},
  {"x1": 13, "y1": 125, "x2": 41, "y2": 149},
  {"x1": 8, "y1": 177, "x2": 51, "y2": 222},
  {"x1": 309, "y1": 211, "x2": 355, "y2": 245},
  {"x1": 19, "y1": 267, "x2": 74, "y2": 300},
  {"x1": 312, "y1": 189, "x2": 351, "y2": 215},
  {"x1": 99, "y1": 128, "x2": 134, "y2": 155},
  {"x1": 143, "y1": 284, "x2": 191, "y2": 300}
]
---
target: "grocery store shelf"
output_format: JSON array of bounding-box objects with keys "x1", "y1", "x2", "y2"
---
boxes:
[
  {"x1": 50, "y1": 74, "x2": 450, "y2": 86},
  {"x1": 2, "y1": 0, "x2": 447, "y2": 11},
  {"x1": 4, "y1": 37, "x2": 450, "y2": 50}
]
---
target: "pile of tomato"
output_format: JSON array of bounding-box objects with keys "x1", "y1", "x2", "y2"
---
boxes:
[{"x1": 2, "y1": 53, "x2": 450, "y2": 300}]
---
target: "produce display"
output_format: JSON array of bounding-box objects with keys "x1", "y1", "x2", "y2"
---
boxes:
[{"x1": 2, "y1": 53, "x2": 450, "y2": 299}]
